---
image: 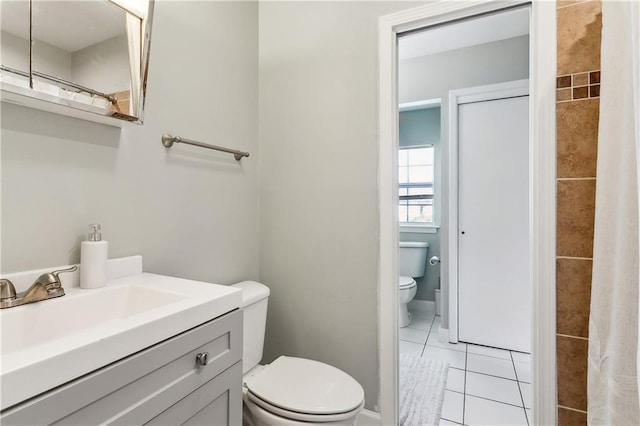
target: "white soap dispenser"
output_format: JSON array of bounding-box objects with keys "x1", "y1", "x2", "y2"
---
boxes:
[{"x1": 80, "y1": 224, "x2": 108, "y2": 289}]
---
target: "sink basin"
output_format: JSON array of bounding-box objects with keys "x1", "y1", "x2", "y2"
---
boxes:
[
  {"x1": 1, "y1": 268, "x2": 241, "y2": 410},
  {"x1": 2, "y1": 285, "x2": 186, "y2": 354}
]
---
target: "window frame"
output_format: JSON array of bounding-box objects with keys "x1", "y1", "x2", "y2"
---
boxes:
[{"x1": 398, "y1": 144, "x2": 437, "y2": 229}]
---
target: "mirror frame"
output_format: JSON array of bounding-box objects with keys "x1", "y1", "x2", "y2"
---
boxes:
[{"x1": 0, "y1": 0, "x2": 155, "y2": 127}]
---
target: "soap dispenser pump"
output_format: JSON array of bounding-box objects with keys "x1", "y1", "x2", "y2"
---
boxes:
[{"x1": 80, "y1": 224, "x2": 108, "y2": 289}]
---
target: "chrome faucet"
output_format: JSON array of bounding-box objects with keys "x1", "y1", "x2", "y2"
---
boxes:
[{"x1": 0, "y1": 266, "x2": 77, "y2": 309}]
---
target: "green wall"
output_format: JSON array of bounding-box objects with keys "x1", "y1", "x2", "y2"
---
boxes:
[
  {"x1": 399, "y1": 107, "x2": 441, "y2": 301},
  {"x1": 399, "y1": 107, "x2": 440, "y2": 147}
]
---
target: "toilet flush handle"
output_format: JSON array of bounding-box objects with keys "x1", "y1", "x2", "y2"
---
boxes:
[{"x1": 429, "y1": 256, "x2": 441, "y2": 266}]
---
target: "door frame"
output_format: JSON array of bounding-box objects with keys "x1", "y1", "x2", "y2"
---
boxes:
[
  {"x1": 378, "y1": 2, "x2": 557, "y2": 425},
  {"x1": 448, "y1": 79, "x2": 530, "y2": 345}
]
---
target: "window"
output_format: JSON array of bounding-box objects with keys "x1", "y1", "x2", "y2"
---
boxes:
[{"x1": 399, "y1": 145, "x2": 434, "y2": 224}]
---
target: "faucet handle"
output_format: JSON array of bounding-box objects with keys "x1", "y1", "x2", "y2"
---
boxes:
[
  {"x1": 51, "y1": 265, "x2": 78, "y2": 281},
  {"x1": 36, "y1": 265, "x2": 78, "y2": 292},
  {"x1": 0, "y1": 279, "x2": 17, "y2": 301}
]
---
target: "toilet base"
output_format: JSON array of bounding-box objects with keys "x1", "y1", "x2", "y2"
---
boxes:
[
  {"x1": 398, "y1": 280, "x2": 417, "y2": 328},
  {"x1": 399, "y1": 303, "x2": 412, "y2": 328}
]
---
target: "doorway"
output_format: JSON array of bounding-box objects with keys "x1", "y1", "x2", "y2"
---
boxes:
[
  {"x1": 378, "y1": 2, "x2": 557, "y2": 425},
  {"x1": 397, "y1": 10, "x2": 532, "y2": 424}
]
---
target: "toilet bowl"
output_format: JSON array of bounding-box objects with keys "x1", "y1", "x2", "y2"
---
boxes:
[
  {"x1": 232, "y1": 281, "x2": 365, "y2": 426},
  {"x1": 398, "y1": 241, "x2": 429, "y2": 327},
  {"x1": 398, "y1": 276, "x2": 417, "y2": 327},
  {"x1": 243, "y1": 357, "x2": 364, "y2": 426}
]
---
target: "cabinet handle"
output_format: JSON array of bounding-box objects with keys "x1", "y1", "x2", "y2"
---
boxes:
[{"x1": 196, "y1": 352, "x2": 209, "y2": 367}]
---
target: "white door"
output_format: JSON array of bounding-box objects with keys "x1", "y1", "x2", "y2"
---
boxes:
[{"x1": 458, "y1": 95, "x2": 530, "y2": 353}]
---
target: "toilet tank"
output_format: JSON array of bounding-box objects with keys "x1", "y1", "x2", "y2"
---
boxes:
[
  {"x1": 231, "y1": 281, "x2": 270, "y2": 374},
  {"x1": 399, "y1": 241, "x2": 429, "y2": 278}
]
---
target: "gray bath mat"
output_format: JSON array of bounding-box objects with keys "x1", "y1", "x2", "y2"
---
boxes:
[{"x1": 399, "y1": 354, "x2": 448, "y2": 426}]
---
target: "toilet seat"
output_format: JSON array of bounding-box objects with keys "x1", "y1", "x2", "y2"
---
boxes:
[
  {"x1": 399, "y1": 276, "x2": 416, "y2": 289},
  {"x1": 244, "y1": 356, "x2": 364, "y2": 422},
  {"x1": 246, "y1": 391, "x2": 364, "y2": 423}
]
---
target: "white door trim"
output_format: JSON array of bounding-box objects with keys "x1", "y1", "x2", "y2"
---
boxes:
[
  {"x1": 448, "y1": 79, "x2": 530, "y2": 345},
  {"x1": 378, "y1": 2, "x2": 556, "y2": 425}
]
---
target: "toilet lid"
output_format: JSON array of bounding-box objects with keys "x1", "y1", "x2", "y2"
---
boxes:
[
  {"x1": 399, "y1": 276, "x2": 416, "y2": 288},
  {"x1": 245, "y1": 356, "x2": 364, "y2": 415}
]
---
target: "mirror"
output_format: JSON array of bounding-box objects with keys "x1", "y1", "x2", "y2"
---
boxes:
[
  {"x1": 0, "y1": 0, "x2": 155, "y2": 126},
  {"x1": 0, "y1": 1, "x2": 30, "y2": 83}
]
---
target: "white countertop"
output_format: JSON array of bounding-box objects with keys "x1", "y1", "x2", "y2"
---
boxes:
[{"x1": 0, "y1": 257, "x2": 241, "y2": 410}]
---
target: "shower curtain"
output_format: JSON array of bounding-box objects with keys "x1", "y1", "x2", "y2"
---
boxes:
[{"x1": 587, "y1": 1, "x2": 640, "y2": 424}]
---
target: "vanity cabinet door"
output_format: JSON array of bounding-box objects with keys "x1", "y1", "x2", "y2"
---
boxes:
[
  {"x1": 146, "y1": 361, "x2": 242, "y2": 426},
  {"x1": 1, "y1": 310, "x2": 242, "y2": 426}
]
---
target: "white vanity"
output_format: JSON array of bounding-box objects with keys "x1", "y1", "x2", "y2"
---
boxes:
[{"x1": 0, "y1": 256, "x2": 243, "y2": 425}]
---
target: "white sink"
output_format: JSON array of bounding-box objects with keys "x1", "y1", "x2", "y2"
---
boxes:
[
  {"x1": 1, "y1": 265, "x2": 242, "y2": 410},
  {"x1": 2, "y1": 285, "x2": 186, "y2": 354}
]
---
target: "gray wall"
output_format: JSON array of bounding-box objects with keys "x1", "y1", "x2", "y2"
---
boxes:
[
  {"x1": 1, "y1": 2, "x2": 259, "y2": 288},
  {"x1": 2, "y1": 30, "x2": 129, "y2": 94},
  {"x1": 1, "y1": 30, "x2": 72, "y2": 79},
  {"x1": 399, "y1": 35, "x2": 529, "y2": 320},
  {"x1": 258, "y1": 1, "x2": 421, "y2": 411},
  {"x1": 399, "y1": 108, "x2": 441, "y2": 301},
  {"x1": 71, "y1": 34, "x2": 130, "y2": 94},
  {"x1": 399, "y1": 35, "x2": 529, "y2": 103}
]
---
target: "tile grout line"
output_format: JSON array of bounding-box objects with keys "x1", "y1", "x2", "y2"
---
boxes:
[
  {"x1": 556, "y1": 0, "x2": 597, "y2": 10},
  {"x1": 433, "y1": 347, "x2": 530, "y2": 381},
  {"x1": 466, "y1": 351, "x2": 512, "y2": 361},
  {"x1": 420, "y1": 313, "x2": 437, "y2": 357},
  {"x1": 466, "y1": 368, "x2": 529, "y2": 383},
  {"x1": 556, "y1": 177, "x2": 597, "y2": 181},
  {"x1": 557, "y1": 405, "x2": 588, "y2": 414},
  {"x1": 425, "y1": 344, "x2": 467, "y2": 354},
  {"x1": 511, "y1": 351, "x2": 529, "y2": 425},
  {"x1": 557, "y1": 69, "x2": 601, "y2": 77},
  {"x1": 557, "y1": 256, "x2": 593, "y2": 261},
  {"x1": 557, "y1": 333, "x2": 589, "y2": 341},
  {"x1": 556, "y1": 98, "x2": 599, "y2": 104},
  {"x1": 449, "y1": 389, "x2": 529, "y2": 410},
  {"x1": 438, "y1": 341, "x2": 519, "y2": 360}
]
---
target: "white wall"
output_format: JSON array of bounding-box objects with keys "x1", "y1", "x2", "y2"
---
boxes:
[
  {"x1": 71, "y1": 34, "x2": 130, "y2": 94},
  {"x1": 258, "y1": 1, "x2": 421, "y2": 411},
  {"x1": 399, "y1": 35, "x2": 529, "y2": 325},
  {"x1": 1, "y1": 2, "x2": 259, "y2": 289},
  {"x1": 1, "y1": 30, "x2": 72, "y2": 79}
]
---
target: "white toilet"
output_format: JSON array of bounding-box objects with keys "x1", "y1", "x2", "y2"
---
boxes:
[
  {"x1": 398, "y1": 241, "x2": 429, "y2": 328},
  {"x1": 232, "y1": 281, "x2": 365, "y2": 426}
]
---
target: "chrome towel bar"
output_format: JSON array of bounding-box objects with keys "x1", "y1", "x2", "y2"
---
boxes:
[{"x1": 161, "y1": 134, "x2": 250, "y2": 161}]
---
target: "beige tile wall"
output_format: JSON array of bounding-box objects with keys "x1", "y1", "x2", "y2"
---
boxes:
[{"x1": 556, "y1": 0, "x2": 601, "y2": 424}]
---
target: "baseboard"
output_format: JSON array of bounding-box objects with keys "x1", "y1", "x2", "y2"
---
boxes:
[
  {"x1": 358, "y1": 409, "x2": 381, "y2": 426},
  {"x1": 407, "y1": 299, "x2": 435, "y2": 312}
]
